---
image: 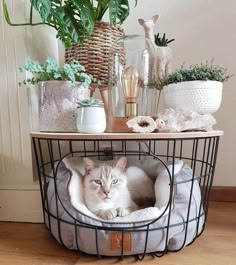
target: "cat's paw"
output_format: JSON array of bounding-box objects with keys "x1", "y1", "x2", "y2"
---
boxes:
[
  {"x1": 96, "y1": 208, "x2": 117, "y2": 220},
  {"x1": 117, "y1": 207, "x2": 130, "y2": 217}
]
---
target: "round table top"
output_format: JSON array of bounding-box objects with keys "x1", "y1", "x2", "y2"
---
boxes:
[{"x1": 30, "y1": 130, "x2": 224, "y2": 140}]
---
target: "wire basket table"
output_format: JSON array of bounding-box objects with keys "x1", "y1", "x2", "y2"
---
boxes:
[{"x1": 31, "y1": 131, "x2": 223, "y2": 260}]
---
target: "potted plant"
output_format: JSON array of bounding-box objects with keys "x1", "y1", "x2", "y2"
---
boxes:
[
  {"x1": 76, "y1": 98, "x2": 106, "y2": 134},
  {"x1": 20, "y1": 57, "x2": 93, "y2": 132},
  {"x1": 3, "y1": 0, "x2": 138, "y2": 84},
  {"x1": 154, "y1": 33, "x2": 175, "y2": 78},
  {"x1": 162, "y1": 61, "x2": 232, "y2": 114}
]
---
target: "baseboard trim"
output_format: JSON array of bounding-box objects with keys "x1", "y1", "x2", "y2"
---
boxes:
[
  {"x1": 0, "y1": 185, "x2": 234, "y2": 222},
  {"x1": 209, "y1": 186, "x2": 236, "y2": 202}
]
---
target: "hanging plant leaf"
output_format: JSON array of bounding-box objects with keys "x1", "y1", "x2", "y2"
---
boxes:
[
  {"x1": 73, "y1": 0, "x2": 95, "y2": 35},
  {"x1": 3, "y1": 0, "x2": 139, "y2": 47},
  {"x1": 30, "y1": 0, "x2": 52, "y2": 21},
  {"x1": 108, "y1": 0, "x2": 129, "y2": 25}
]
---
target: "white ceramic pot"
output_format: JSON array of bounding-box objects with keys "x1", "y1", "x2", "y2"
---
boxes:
[
  {"x1": 163, "y1": 80, "x2": 223, "y2": 114},
  {"x1": 76, "y1": 106, "x2": 106, "y2": 133}
]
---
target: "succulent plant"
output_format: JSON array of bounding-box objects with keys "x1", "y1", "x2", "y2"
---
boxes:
[
  {"x1": 154, "y1": 33, "x2": 175, "y2": 47},
  {"x1": 77, "y1": 98, "x2": 104, "y2": 108},
  {"x1": 164, "y1": 61, "x2": 232, "y2": 85}
]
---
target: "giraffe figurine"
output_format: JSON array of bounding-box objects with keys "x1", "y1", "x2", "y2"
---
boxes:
[
  {"x1": 138, "y1": 15, "x2": 159, "y2": 82},
  {"x1": 138, "y1": 15, "x2": 159, "y2": 46},
  {"x1": 138, "y1": 15, "x2": 172, "y2": 80}
]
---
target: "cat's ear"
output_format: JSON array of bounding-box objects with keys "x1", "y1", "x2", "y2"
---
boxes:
[
  {"x1": 83, "y1": 158, "x2": 96, "y2": 172},
  {"x1": 113, "y1": 157, "x2": 127, "y2": 172}
]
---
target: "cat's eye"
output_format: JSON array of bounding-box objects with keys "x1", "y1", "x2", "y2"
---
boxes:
[
  {"x1": 111, "y1": 179, "x2": 118, "y2": 185},
  {"x1": 93, "y1": 180, "x2": 101, "y2": 185}
]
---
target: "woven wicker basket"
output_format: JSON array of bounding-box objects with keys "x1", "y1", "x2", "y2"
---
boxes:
[{"x1": 65, "y1": 21, "x2": 125, "y2": 86}]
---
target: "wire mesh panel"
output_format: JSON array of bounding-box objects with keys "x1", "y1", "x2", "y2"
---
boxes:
[{"x1": 31, "y1": 132, "x2": 221, "y2": 259}]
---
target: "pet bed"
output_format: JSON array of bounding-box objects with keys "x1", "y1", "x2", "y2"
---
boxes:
[{"x1": 44, "y1": 157, "x2": 204, "y2": 256}]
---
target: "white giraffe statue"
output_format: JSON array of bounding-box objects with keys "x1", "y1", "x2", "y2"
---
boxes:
[
  {"x1": 138, "y1": 15, "x2": 159, "y2": 46},
  {"x1": 138, "y1": 15, "x2": 172, "y2": 81},
  {"x1": 138, "y1": 15, "x2": 158, "y2": 82}
]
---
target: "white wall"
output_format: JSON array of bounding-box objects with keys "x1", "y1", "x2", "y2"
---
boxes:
[
  {"x1": 0, "y1": 0, "x2": 57, "y2": 222},
  {"x1": 0, "y1": 0, "x2": 235, "y2": 188},
  {"x1": 121, "y1": 0, "x2": 236, "y2": 186},
  {"x1": 0, "y1": 0, "x2": 235, "y2": 222},
  {"x1": 0, "y1": 0, "x2": 58, "y2": 186}
]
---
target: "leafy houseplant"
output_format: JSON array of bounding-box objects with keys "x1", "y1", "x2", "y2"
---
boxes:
[
  {"x1": 19, "y1": 57, "x2": 93, "y2": 132},
  {"x1": 162, "y1": 61, "x2": 232, "y2": 114},
  {"x1": 3, "y1": 0, "x2": 139, "y2": 94},
  {"x1": 3, "y1": 0, "x2": 138, "y2": 48},
  {"x1": 164, "y1": 62, "x2": 231, "y2": 85},
  {"x1": 19, "y1": 57, "x2": 93, "y2": 87}
]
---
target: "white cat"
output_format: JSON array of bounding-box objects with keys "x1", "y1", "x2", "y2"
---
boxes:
[{"x1": 83, "y1": 157, "x2": 138, "y2": 220}]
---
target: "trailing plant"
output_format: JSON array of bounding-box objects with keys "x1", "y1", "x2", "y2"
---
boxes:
[
  {"x1": 154, "y1": 33, "x2": 175, "y2": 47},
  {"x1": 3, "y1": 0, "x2": 138, "y2": 48},
  {"x1": 19, "y1": 57, "x2": 93, "y2": 86},
  {"x1": 164, "y1": 61, "x2": 232, "y2": 85},
  {"x1": 77, "y1": 98, "x2": 104, "y2": 108}
]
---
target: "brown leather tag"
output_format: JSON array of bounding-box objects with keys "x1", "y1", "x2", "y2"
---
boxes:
[{"x1": 110, "y1": 232, "x2": 131, "y2": 251}]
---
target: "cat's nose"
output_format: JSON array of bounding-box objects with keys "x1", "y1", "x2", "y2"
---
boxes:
[{"x1": 103, "y1": 190, "x2": 110, "y2": 196}]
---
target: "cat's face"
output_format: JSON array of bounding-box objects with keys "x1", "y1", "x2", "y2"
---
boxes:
[{"x1": 83, "y1": 157, "x2": 127, "y2": 201}]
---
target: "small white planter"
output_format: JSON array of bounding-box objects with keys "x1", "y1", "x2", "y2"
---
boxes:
[
  {"x1": 163, "y1": 80, "x2": 223, "y2": 114},
  {"x1": 76, "y1": 106, "x2": 106, "y2": 134}
]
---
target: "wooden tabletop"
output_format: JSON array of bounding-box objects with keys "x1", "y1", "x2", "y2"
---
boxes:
[{"x1": 30, "y1": 130, "x2": 224, "y2": 140}]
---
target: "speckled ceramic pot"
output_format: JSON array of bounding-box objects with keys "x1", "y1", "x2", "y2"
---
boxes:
[{"x1": 39, "y1": 81, "x2": 89, "y2": 132}]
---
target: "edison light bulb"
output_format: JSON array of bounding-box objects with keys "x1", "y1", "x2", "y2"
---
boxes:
[{"x1": 122, "y1": 66, "x2": 141, "y2": 117}]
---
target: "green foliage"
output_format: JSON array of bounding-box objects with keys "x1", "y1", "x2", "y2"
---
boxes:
[
  {"x1": 19, "y1": 57, "x2": 93, "y2": 87},
  {"x1": 164, "y1": 61, "x2": 232, "y2": 85},
  {"x1": 154, "y1": 33, "x2": 175, "y2": 47},
  {"x1": 77, "y1": 98, "x2": 104, "y2": 108},
  {"x1": 3, "y1": 0, "x2": 138, "y2": 48}
]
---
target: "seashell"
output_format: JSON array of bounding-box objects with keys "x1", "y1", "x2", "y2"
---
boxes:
[{"x1": 126, "y1": 116, "x2": 156, "y2": 133}]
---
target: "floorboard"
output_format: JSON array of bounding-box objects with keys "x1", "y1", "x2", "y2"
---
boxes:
[{"x1": 0, "y1": 202, "x2": 235, "y2": 265}]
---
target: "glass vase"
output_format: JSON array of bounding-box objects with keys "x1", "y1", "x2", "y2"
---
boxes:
[{"x1": 107, "y1": 35, "x2": 160, "y2": 132}]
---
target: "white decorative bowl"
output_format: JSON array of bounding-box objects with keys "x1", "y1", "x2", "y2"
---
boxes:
[{"x1": 163, "y1": 81, "x2": 223, "y2": 114}]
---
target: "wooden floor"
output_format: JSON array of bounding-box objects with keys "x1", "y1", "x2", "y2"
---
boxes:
[{"x1": 0, "y1": 202, "x2": 235, "y2": 265}]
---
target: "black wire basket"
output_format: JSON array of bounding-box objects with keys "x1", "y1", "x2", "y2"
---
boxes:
[{"x1": 31, "y1": 132, "x2": 221, "y2": 260}]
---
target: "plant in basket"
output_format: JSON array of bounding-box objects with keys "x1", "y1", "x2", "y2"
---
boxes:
[
  {"x1": 19, "y1": 57, "x2": 93, "y2": 132},
  {"x1": 3, "y1": 0, "x2": 139, "y2": 113},
  {"x1": 3, "y1": 0, "x2": 138, "y2": 83},
  {"x1": 162, "y1": 61, "x2": 232, "y2": 114}
]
